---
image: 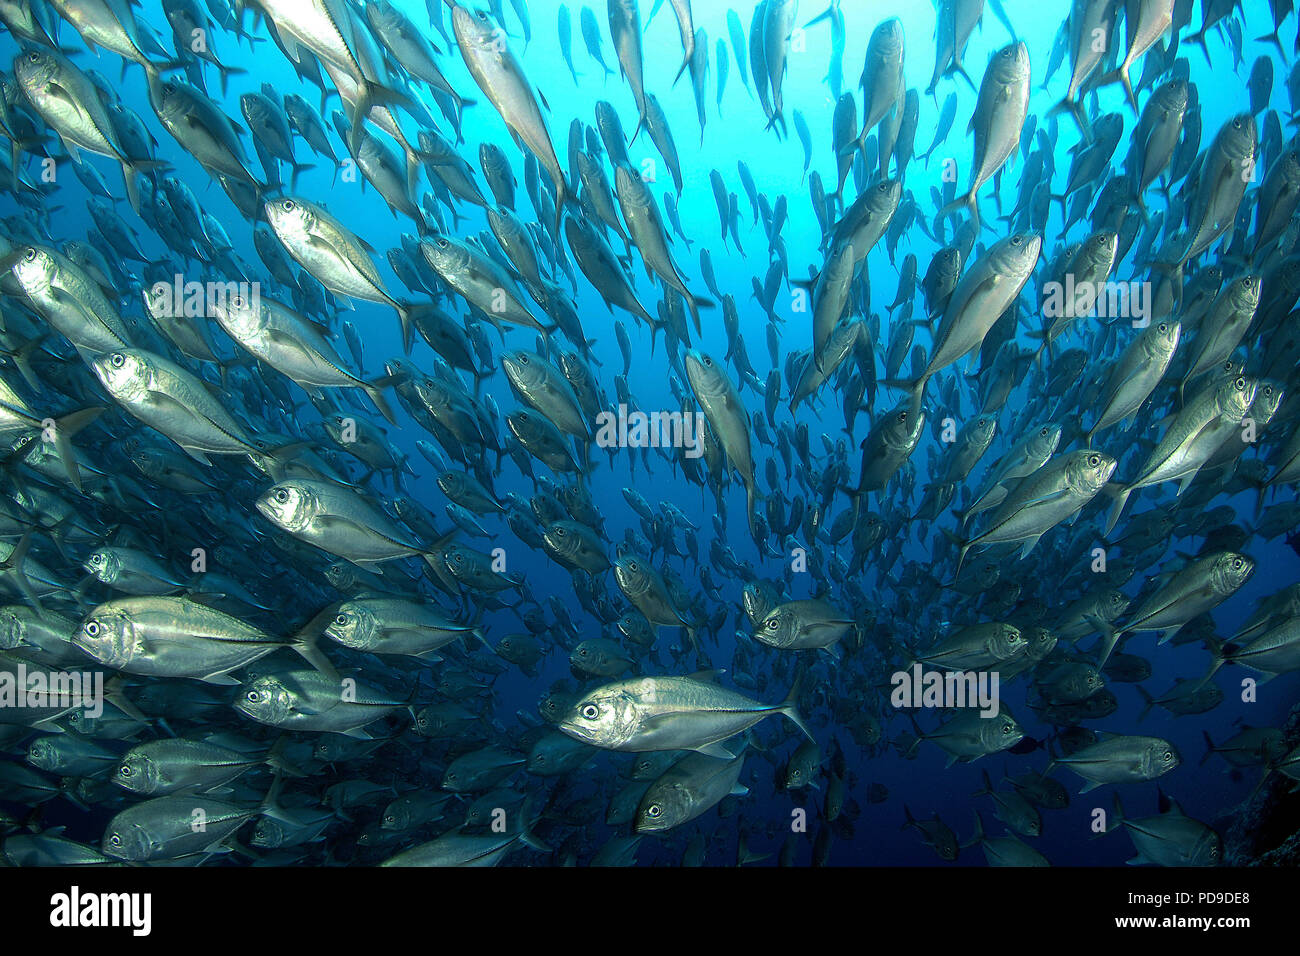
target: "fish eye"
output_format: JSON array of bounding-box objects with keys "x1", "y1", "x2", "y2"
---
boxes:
[
  {"x1": 1011, "y1": 236, "x2": 1022, "y2": 245},
  {"x1": 334, "y1": 614, "x2": 349, "y2": 626},
  {"x1": 22, "y1": 248, "x2": 35, "y2": 261},
  {"x1": 646, "y1": 804, "x2": 661, "y2": 817},
  {"x1": 84, "y1": 621, "x2": 100, "y2": 637},
  {"x1": 109, "y1": 834, "x2": 122, "y2": 847},
  {"x1": 1164, "y1": 750, "x2": 1173, "y2": 760},
  {"x1": 281, "y1": 199, "x2": 295, "y2": 210},
  {"x1": 1039, "y1": 427, "x2": 1048, "y2": 435},
  {"x1": 231, "y1": 295, "x2": 243, "y2": 307},
  {"x1": 1233, "y1": 558, "x2": 1244, "y2": 569},
  {"x1": 517, "y1": 354, "x2": 529, "y2": 364},
  {"x1": 1235, "y1": 377, "x2": 1246, "y2": 389},
  {"x1": 554, "y1": 528, "x2": 565, "y2": 536},
  {"x1": 766, "y1": 618, "x2": 780, "y2": 629},
  {"x1": 246, "y1": 690, "x2": 260, "y2": 702},
  {"x1": 1088, "y1": 454, "x2": 1100, "y2": 467},
  {"x1": 1158, "y1": 323, "x2": 1168, "y2": 333},
  {"x1": 628, "y1": 561, "x2": 638, "y2": 571},
  {"x1": 119, "y1": 765, "x2": 132, "y2": 776},
  {"x1": 581, "y1": 704, "x2": 599, "y2": 720},
  {"x1": 110, "y1": 353, "x2": 125, "y2": 368},
  {"x1": 27, "y1": 52, "x2": 39, "y2": 62},
  {"x1": 275, "y1": 488, "x2": 289, "y2": 502},
  {"x1": 897, "y1": 411, "x2": 907, "y2": 422}
]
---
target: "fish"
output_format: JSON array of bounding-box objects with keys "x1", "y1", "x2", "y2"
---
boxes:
[
  {"x1": 558, "y1": 671, "x2": 812, "y2": 756},
  {"x1": 0, "y1": 0, "x2": 1292, "y2": 876},
  {"x1": 937, "y1": 42, "x2": 1031, "y2": 229}
]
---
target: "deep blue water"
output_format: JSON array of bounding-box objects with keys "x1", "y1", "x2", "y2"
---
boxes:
[{"x1": 1, "y1": 0, "x2": 1298, "y2": 866}]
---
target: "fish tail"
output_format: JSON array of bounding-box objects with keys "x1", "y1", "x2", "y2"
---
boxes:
[
  {"x1": 1101, "y1": 481, "x2": 1130, "y2": 536},
  {"x1": 264, "y1": 735, "x2": 307, "y2": 778},
  {"x1": 289, "y1": 160, "x2": 316, "y2": 193},
  {"x1": 780, "y1": 670, "x2": 814, "y2": 743},
  {"x1": 1185, "y1": 28, "x2": 1211, "y2": 63},
  {"x1": 1047, "y1": 96, "x2": 1091, "y2": 140},
  {"x1": 1136, "y1": 684, "x2": 1155, "y2": 723},
  {"x1": 554, "y1": 176, "x2": 570, "y2": 242},
  {"x1": 1200, "y1": 730, "x2": 1217, "y2": 768},
  {"x1": 1255, "y1": 28, "x2": 1285, "y2": 59},
  {"x1": 745, "y1": 479, "x2": 764, "y2": 544},
  {"x1": 1087, "y1": 614, "x2": 1120, "y2": 670},
  {"x1": 803, "y1": 7, "x2": 834, "y2": 29},
  {"x1": 1092, "y1": 65, "x2": 1138, "y2": 114},
  {"x1": 1190, "y1": 638, "x2": 1228, "y2": 695},
  {"x1": 47, "y1": 406, "x2": 105, "y2": 494},
  {"x1": 951, "y1": 62, "x2": 975, "y2": 93},
  {"x1": 515, "y1": 795, "x2": 552, "y2": 853},
  {"x1": 672, "y1": 53, "x2": 691, "y2": 87},
  {"x1": 363, "y1": 377, "x2": 399, "y2": 426},
  {"x1": 288, "y1": 605, "x2": 342, "y2": 682},
  {"x1": 0, "y1": 531, "x2": 42, "y2": 615},
  {"x1": 216, "y1": 63, "x2": 249, "y2": 99},
  {"x1": 396, "y1": 301, "x2": 434, "y2": 355},
  {"x1": 935, "y1": 191, "x2": 975, "y2": 232}
]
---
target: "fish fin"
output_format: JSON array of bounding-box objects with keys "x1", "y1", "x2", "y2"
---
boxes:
[
  {"x1": 694, "y1": 741, "x2": 736, "y2": 759},
  {"x1": 780, "y1": 669, "x2": 814, "y2": 743}
]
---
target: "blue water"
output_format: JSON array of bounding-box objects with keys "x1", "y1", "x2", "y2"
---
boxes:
[{"x1": 1, "y1": 0, "x2": 1298, "y2": 866}]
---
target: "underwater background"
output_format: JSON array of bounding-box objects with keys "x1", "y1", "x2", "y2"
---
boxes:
[{"x1": 0, "y1": 0, "x2": 1299, "y2": 867}]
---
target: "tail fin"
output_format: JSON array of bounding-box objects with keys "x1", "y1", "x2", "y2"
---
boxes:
[
  {"x1": 1091, "y1": 65, "x2": 1138, "y2": 114},
  {"x1": 1109, "y1": 792, "x2": 1125, "y2": 833},
  {"x1": 1200, "y1": 730, "x2": 1216, "y2": 768},
  {"x1": 935, "y1": 191, "x2": 978, "y2": 233},
  {"x1": 288, "y1": 605, "x2": 342, "y2": 682},
  {"x1": 779, "y1": 669, "x2": 815, "y2": 743},
  {"x1": 48, "y1": 406, "x2": 105, "y2": 493},
  {"x1": 1190, "y1": 636, "x2": 1228, "y2": 692},
  {"x1": 362, "y1": 375, "x2": 399, "y2": 426},
  {"x1": 1047, "y1": 97, "x2": 1092, "y2": 138},
  {"x1": 516, "y1": 795, "x2": 553, "y2": 853},
  {"x1": 1088, "y1": 613, "x2": 1121, "y2": 670},
  {"x1": 1136, "y1": 685, "x2": 1155, "y2": 722},
  {"x1": 1102, "y1": 481, "x2": 1131, "y2": 536},
  {"x1": 396, "y1": 302, "x2": 434, "y2": 355}
]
